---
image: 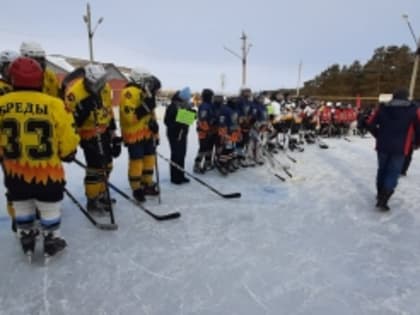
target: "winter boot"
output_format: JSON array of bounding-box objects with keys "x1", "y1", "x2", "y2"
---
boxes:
[
  {"x1": 377, "y1": 190, "x2": 393, "y2": 211},
  {"x1": 133, "y1": 188, "x2": 146, "y2": 202},
  {"x1": 43, "y1": 232, "x2": 67, "y2": 258},
  {"x1": 144, "y1": 183, "x2": 160, "y2": 196}
]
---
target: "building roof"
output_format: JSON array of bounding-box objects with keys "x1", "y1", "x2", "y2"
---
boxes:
[{"x1": 47, "y1": 55, "x2": 75, "y2": 72}]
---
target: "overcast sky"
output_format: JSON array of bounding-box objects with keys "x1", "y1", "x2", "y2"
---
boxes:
[{"x1": 1, "y1": 0, "x2": 419, "y2": 92}]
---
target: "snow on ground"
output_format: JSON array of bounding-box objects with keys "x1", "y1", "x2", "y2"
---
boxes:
[{"x1": 1, "y1": 121, "x2": 420, "y2": 315}]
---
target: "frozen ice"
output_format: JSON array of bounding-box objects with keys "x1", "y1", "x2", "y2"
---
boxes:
[{"x1": 1, "y1": 120, "x2": 420, "y2": 315}]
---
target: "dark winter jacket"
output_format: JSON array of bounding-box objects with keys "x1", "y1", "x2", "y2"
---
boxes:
[
  {"x1": 164, "y1": 93, "x2": 195, "y2": 140},
  {"x1": 367, "y1": 99, "x2": 420, "y2": 156}
]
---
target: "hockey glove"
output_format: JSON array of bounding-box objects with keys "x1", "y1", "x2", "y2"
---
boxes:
[
  {"x1": 111, "y1": 137, "x2": 123, "y2": 158},
  {"x1": 144, "y1": 96, "x2": 157, "y2": 111},
  {"x1": 148, "y1": 119, "x2": 159, "y2": 134},
  {"x1": 135, "y1": 104, "x2": 151, "y2": 120},
  {"x1": 74, "y1": 95, "x2": 99, "y2": 126},
  {"x1": 61, "y1": 150, "x2": 77, "y2": 163}
]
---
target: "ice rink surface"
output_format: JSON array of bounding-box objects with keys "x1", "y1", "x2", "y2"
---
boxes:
[{"x1": 1, "y1": 121, "x2": 420, "y2": 315}]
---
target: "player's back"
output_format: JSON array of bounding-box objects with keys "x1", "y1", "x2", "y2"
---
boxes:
[{"x1": 0, "y1": 90, "x2": 78, "y2": 184}]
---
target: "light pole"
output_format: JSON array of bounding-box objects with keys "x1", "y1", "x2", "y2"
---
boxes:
[
  {"x1": 402, "y1": 14, "x2": 420, "y2": 100},
  {"x1": 296, "y1": 60, "x2": 303, "y2": 97},
  {"x1": 83, "y1": 3, "x2": 104, "y2": 62},
  {"x1": 224, "y1": 31, "x2": 252, "y2": 87}
]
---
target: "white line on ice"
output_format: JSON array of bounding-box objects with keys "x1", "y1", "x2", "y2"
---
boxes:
[
  {"x1": 242, "y1": 281, "x2": 268, "y2": 314},
  {"x1": 129, "y1": 258, "x2": 176, "y2": 281}
]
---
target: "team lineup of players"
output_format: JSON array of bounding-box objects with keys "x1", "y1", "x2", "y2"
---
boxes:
[
  {"x1": 190, "y1": 88, "x2": 359, "y2": 176},
  {"x1": 0, "y1": 42, "x2": 362, "y2": 262}
]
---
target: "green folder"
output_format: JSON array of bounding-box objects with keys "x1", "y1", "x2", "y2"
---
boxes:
[{"x1": 176, "y1": 109, "x2": 196, "y2": 126}]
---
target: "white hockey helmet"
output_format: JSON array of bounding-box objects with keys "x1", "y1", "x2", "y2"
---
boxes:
[
  {"x1": 0, "y1": 50, "x2": 19, "y2": 66},
  {"x1": 20, "y1": 41, "x2": 46, "y2": 58},
  {"x1": 326, "y1": 102, "x2": 333, "y2": 107},
  {"x1": 336, "y1": 102, "x2": 342, "y2": 107},
  {"x1": 0, "y1": 50, "x2": 19, "y2": 76},
  {"x1": 84, "y1": 63, "x2": 107, "y2": 94},
  {"x1": 129, "y1": 67, "x2": 152, "y2": 85}
]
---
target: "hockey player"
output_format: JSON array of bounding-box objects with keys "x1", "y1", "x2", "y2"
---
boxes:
[
  {"x1": 248, "y1": 93, "x2": 269, "y2": 165},
  {"x1": 119, "y1": 68, "x2": 161, "y2": 202},
  {"x1": 236, "y1": 87, "x2": 255, "y2": 167},
  {"x1": 318, "y1": 102, "x2": 333, "y2": 136},
  {"x1": 65, "y1": 64, "x2": 120, "y2": 213},
  {"x1": 0, "y1": 50, "x2": 20, "y2": 232},
  {"x1": 0, "y1": 57, "x2": 79, "y2": 260},
  {"x1": 216, "y1": 96, "x2": 240, "y2": 175},
  {"x1": 302, "y1": 102, "x2": 317, "y2": 144},
  {"x1": 366, "y1": 89, "x2": 420, "y2": 211},
  {"x1": 0, "y1": 50, "x2": 19, "y2": 95},
  {"x1": 20, "y1": 41, "x2": 60, "y2": 98},
  {"x1": 193, "y1": 89, "x2": 217, "y2": 173}
]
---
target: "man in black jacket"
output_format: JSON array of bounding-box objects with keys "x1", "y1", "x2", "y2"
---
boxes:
[
  {"x1": 164, "y1": 87, "x2": 194, "y2": 184},
  {"x1": 366, "y1": 89, "x2": 420, "y2": 211}
]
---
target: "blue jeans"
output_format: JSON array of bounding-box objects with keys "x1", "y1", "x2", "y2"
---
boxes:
[{"x1": 377, "y1": 152, "x2": 405, "y2": 192}]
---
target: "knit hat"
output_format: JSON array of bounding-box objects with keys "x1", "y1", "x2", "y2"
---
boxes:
[{"x1": 179, "y1": 87, "x2": 192, "y2": 102}]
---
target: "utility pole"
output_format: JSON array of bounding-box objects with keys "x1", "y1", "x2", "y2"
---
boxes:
[
  {"x1": 83, "y1": 3, "x2": 104, "y2": 62},
  {"x1": 296, "y1": 60, "x2": 303, "y2": 97},
  {"x1": 224, "y1": 31, "x2": 252, "y2": 87},
  {"x1": 403, "y1": 14, "x2": 420, "y2": 100}
]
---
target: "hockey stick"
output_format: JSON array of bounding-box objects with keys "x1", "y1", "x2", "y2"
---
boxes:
[
  {"x1": 157, "y1": 152, "x2": 241, "y2": 199},
  {"x1": 263, "y1": 149, "x2": 287, "y2": 182},
  {"x1": 106, "y1": 182, "x2": 181, "y2": 221},
  {"x1": 153, "y1": 139, "x2": 162, "y2": 204},
  {"x1": 274, "y1": 174, "x2": 287, "y2": 182},
  {"x1": 92, "y1": 104, "x2": 117, "y2": 227},
  {"x1": 73, "y1": 159, "x2": 181, "y2": 221},
  {"x1": 155, "y1": 152, "x2": 162, "y2": 204},
  {"x1": 64, "y1": 188, "x2": 118, "y2": 230},
  {"x1": 344, "y1": 137, "x2": 352, "y2": 142},
  {"x1": 286, "y1": 154, "x2": 297, "y2": 163},
  {"x1": 261, "y1": 146, "x2": 294, "y2": 179}
]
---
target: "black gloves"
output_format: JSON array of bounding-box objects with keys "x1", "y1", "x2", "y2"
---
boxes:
[
  {"x1": 134, "y1": 105, "x2": 150, "y2": 120},
  {"x1": 148, "y1": 119, "x2": 159, "y2": 134},
  {"x1": 111, "y1": 137, "x2": 123, "y2": 158},
  {"x1": 74, "y1": 95, "x2": 100, "y2": 126},
  {"x1": 61, "y1": 150, "x2": 76, "y2": 163}
]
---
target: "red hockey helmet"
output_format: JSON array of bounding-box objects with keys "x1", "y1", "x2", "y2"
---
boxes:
[{"x1": 8, "y1": 57, "x2": 43, "y2": 89}]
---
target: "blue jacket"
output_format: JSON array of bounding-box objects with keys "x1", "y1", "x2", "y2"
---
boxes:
[{"x1": 367, "y1": 99, "x2": 420, "y2": 156}]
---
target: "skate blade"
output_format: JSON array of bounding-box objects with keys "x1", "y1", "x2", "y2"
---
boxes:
[{"x1": 44, "y1": 249, "x2": 65, "y2": 265}]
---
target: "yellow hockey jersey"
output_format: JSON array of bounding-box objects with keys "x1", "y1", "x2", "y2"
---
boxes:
[
  {"x1": 0, "y1": 79, "x2": 13, "y2": 96},
  {"x1": 0, "y1": 91, "x2": 80, "y2": 184},
  {"x1": 65, "y1": 78, "x2": 114, "y2": 140},
  {"x1": 43, "y1": 68, "x2": 60, "y2": 98},
  {"x1": 119, "y1": 85, "x2": 154, "y2": 144}
]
